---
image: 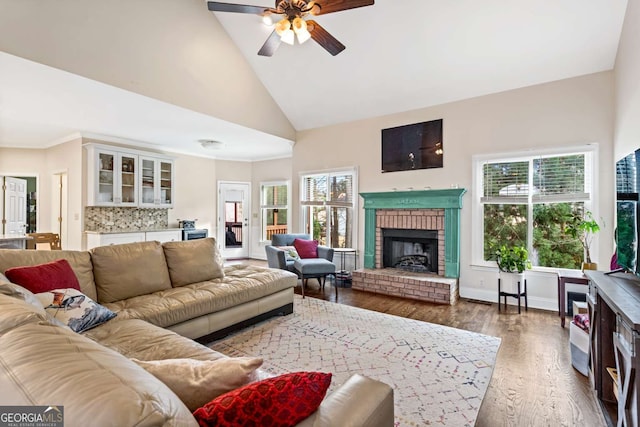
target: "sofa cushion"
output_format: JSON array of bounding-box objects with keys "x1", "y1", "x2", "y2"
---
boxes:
[
  {"x1": 294, "y1": 238, "x2": 319, "y2": 259},
  {"x1": 0, "y1": 249, "x2": 98, "y2": 300},
  {"x1": 102, "y1": 265, "x2": 296, "y2": 328},
  {"x1": 133, "y1": 357, "x2": 263, "y2": 411},
  {"x1": 91, "y1": 241, "x2": 172, "y2": 303},
  {"x1": 0, "y1": 321, "x2": 197, "y2": 426},
  {"x1": 5, "y1": 259, "x2": 81, "y2": 294},
  {"x1": 163, "y1": 238, "x2": 224, "y2": 287},
  {"x1": 0, "y1": 281, "x2": 48, "y2": 310},
  {"x1": 0, "y1": 292, "x2": 48, "y2": 334},
  {"x1": 35, "y1": 288, "x2": 117, "y2": 333},
  {"x1": 193, "y1": 372, "x2": 332, "y2": 427}
]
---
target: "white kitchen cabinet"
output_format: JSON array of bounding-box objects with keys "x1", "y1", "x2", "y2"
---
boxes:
[
  {"x1": 145, "y1": 230, "x2": 181, "y2": 243},
  {"x1": 86, "y1": 232, "x2": 145, "y2": 249},
  {"x1": 86, "y1": 145, "x2": 138, "y2": 207},
  {"x1": 86, "y1": 230, "x2": 181, "y2": 249},
  {"x1": 139, "y1": 156, "x2": 174, "y2": 208}
]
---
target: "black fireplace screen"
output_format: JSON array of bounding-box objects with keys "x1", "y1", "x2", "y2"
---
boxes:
[{"x1": 382, "y1": 228, "x2": 438, "y2": 273}]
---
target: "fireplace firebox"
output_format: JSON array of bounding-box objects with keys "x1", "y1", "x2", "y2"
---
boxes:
[{"x1": 382, "y1": 228, "x2": 438, "y2": 274}]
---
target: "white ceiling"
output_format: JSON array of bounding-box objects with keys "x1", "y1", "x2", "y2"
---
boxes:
[{"x1": 0, "y1": 0, "x2": 629, "y2": 160}]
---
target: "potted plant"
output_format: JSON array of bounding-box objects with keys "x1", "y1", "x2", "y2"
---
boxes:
[
  {"x1": 567, "y1": 211, "x2": 600, "y2": 271},
  {"x1": 495, "y1": 245, "x2": 532, "y2": 294}
]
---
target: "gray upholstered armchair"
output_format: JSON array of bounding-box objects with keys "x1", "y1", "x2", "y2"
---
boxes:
[{"x1": 265, "y1": 233, "x2": 336, "y2": 297}]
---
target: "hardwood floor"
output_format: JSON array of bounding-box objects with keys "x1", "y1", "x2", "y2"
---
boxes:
[{"x1": 235, "y1": 260, "x2": 606, "y2": 426}]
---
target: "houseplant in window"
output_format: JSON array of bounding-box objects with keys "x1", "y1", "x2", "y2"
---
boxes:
[
  {"x1": 567, "y1": 211, "x2": 600, "y2": 271},
  {"x1": 495, "y1": 245, "x2": 531, "y2": 293}
]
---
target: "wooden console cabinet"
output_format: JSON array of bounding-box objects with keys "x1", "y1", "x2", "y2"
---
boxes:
[{"x1": 585, "y1": 270, "x2": 640, "y2": 426}]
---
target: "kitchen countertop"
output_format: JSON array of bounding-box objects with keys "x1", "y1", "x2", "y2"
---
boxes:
[
  {"x1": 85, "y1": 228, "x2": 183, "y2": 235},
  {"x1": 0, "y1": 234, "x2": 33, "y2": 240}
]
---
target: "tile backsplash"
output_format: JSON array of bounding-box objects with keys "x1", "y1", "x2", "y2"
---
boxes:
[{"x1": 85, "y1": 207, "x2": 169, "y2": 232}]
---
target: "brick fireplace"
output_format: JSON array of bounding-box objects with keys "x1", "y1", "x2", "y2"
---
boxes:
[{"x1": 352, "y1": 189, "x2": 466, "y2": 304}]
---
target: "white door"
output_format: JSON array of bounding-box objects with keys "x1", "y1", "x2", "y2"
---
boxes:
[
  {"x1": 3, "y1": 177, "x2": 27, "y2": 235},
  {"x1": 218, "y1": 182, "x2": 250, "y2": 259}
]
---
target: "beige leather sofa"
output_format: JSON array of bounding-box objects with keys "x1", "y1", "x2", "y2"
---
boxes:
[
  {"x1": 0, "y1": 238, "x2": 296, "y2": 339},
  {"x1": 0, "y1": 239, "x2": 395, "y2": 426}
]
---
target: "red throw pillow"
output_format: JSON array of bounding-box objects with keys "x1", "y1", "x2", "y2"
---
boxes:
[
  {"x1": 293, "y1": 239, "x2": 319, "y2": 259},
  {"x1": 5, "y1": 259, "x2": 81, "y2": 294},
  {"x1": 193, "y1": 371, "x2": 332, "y2": 427}
]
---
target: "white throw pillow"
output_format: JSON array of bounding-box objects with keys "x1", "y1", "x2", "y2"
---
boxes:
[
  {"x1": 132, "y1": 356, "x2": 264, "y2": 411},
  {"x1": 35, "y1": 288, "x2": 117, "y2": 333}
]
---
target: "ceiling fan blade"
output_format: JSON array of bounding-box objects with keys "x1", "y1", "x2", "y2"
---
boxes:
[
  {"x1": 207, "y1": 2, "x2": 269, "y2": 14},
  {"x1": 307, "y1": 20, "x2": 345, "y2": 56},
  {"x1": 258, "y1": 30, "x2": 282, "y2": 57},
  {"x1": 309, "y1": 0, "x2": 374, "y2": 15}
]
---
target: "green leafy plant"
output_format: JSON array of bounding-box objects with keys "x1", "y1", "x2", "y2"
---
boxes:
[
  {"x1": 495, "y1": 245, "x2": 532, "y2": 273},
  {"x1": 566, "y1": 211, "x2": 600, "y2": 263}
]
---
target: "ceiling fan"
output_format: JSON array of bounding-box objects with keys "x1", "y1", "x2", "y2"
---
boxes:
[{"x1": 207, "y1": 0, "x2": 374, "y2": 57}]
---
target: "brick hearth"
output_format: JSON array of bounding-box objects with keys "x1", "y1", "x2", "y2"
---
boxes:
[{"x1": 351, "y1": 269, "x2": 459, "y2": 304}]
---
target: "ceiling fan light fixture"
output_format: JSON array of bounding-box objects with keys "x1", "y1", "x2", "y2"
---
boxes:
[
  {"x1": 275, "y1": 18, "x2": 290, "y2": 35},
  {"x1": 199, "y1": 139, "x2": 225, "y2": 150},
  {"x1": 280, "y1": 28, "x2": 295, "y2": 45},
  {"x1": 262, "y1": 14, "x2": 273, "y2": 26},
  {"x1": 292, "y1": 17, "x2": 311, "y2": 44}
]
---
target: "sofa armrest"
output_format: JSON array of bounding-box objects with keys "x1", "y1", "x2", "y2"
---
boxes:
[
  {"x1": 297, "y1": 374, "x2": 394, "y2": 427},
  {"x1": 265, "y1": 245, "x2": 287, "y2": 269},
  {"x1": 317, "y1": 246, "x2": 334, "y2": 262}
]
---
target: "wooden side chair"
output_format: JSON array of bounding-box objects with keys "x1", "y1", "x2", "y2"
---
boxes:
[{"x1": 26, "y1": 233, "x2": 61, "y2": 250}]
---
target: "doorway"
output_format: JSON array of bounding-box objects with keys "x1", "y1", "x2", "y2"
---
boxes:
[
  {"x1": 218, "y1": 181, "x2": 250, "y2": 259},
  {"x1": 1, "y1": 175, "x2": 36, "y2": 235}
]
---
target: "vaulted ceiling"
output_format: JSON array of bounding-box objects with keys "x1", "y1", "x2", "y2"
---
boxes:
[{"x1": 0, "y1": 0, "x2": 628, "y2": 160}]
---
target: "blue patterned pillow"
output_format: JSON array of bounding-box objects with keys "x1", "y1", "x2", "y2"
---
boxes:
[{"x1": 35, "y1": 288, "x2": 117, "y2": 333}]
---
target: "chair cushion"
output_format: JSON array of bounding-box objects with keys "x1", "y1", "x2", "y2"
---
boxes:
[
  {"x1": 275, "y1": 246, "x2": 300, "y2": 261},
  {"x1": 294, "y1": 258, "x2": 336, "y2": 276},
  {"x1": 293, "y1": 238, "x2": 319, "y2": 259}
]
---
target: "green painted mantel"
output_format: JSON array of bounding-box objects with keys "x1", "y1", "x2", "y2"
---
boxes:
[{"x1": 360, "y1": 189, "x2": 467, "y2": 278}]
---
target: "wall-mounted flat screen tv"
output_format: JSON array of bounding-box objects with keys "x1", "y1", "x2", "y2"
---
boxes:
[
  {"x1": 381, "y1": 119, "x2": 443, "y2": 173},
  {"x1": 615, "y1": 149, "x2": 640, "y2": 276}
]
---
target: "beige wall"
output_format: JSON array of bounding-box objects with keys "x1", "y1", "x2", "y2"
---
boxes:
[
  {"x1": 294, "y1": 71, "x2": 615, "y2": 309},
  {"x1": 614, "y1": 0, "x2": 640, "y2": 160},
  {"x1": 0, "y1": 140, "x2": 83, "y2": 249},
  {"x1": 0, "y1": 0, "x2": 295, "y2": 142},
  {"x1": 45, "y1": 138, "x2": 83, "y2": 250}
]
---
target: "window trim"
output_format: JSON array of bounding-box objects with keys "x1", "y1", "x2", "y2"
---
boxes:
[
  {"x1": 471, "y1": 144, "x2": 599, "y2": 270},
  {"x1": 259, "y1": 180, "x2": 291, "y2": 243},
  {"x1": 299, "y1": 167, "x2": 358, "y2": 249}
]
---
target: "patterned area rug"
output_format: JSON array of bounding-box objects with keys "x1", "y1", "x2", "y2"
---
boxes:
[{"x1": 209, "y1": 296, "x2": 501, "y2": 426}]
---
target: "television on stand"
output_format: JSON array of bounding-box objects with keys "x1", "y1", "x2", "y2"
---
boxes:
[{"x1": 615, "y1": 149, "x2": 640, "y2": 275}]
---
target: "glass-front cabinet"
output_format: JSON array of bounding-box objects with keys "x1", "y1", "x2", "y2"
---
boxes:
[
  {"x1": 138, "y1": 156, "x2": 174, "y2": 207},
  {"x1": 87, "y1": 146, "x2": 138, "y2": 206},
  {"x1": 86, "y1": 144, "x2": 174, "y2": 207}
]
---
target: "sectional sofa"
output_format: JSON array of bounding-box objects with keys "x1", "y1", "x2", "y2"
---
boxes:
[{"x1": 0, "y1": 238, "x2": 394, "y2": 426}]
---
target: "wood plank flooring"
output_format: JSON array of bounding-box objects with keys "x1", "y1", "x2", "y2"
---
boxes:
[{"x1": 235, "y1": 260, "x2": 606, "y2": 426}]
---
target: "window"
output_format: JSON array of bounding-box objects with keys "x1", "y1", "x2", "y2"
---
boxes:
[
  {"x1": 261, "y1": 182, "x2": 289, "y2": 241},
  {"x1": 475, "y1": 147, "x2": 595, "y2": 269},
  {"x1": 300, "y1": 169, "x2": 357, "y2": 248}
]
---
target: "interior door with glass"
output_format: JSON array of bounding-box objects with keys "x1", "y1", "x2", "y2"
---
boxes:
[{"x1": 218, "y1": 182, "x2": 250, "y2": 259}]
